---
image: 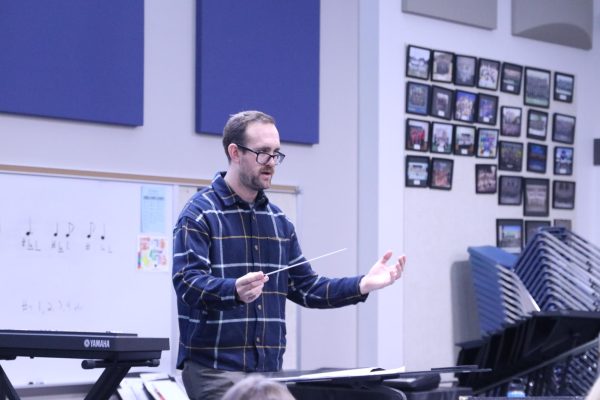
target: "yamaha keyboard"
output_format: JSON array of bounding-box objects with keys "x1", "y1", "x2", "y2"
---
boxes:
[
  {"x1": 0, "y1": 329, "x2": 168, "y2": 361},
  {"x1": 0, "y1": 329, "x2": 169, "y2": 400}
]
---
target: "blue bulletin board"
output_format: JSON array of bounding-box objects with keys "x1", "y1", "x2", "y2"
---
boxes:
[
  {"x1": 0, "y1": 1, "x2": 144, "y2": 126},
  {"x1": 195, "y1": 0, "x2": 320, "y2": 144}
]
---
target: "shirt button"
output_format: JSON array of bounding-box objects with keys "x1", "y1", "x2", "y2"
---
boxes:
[
  {"x1": 254, "y1": 244, "x2": 258, "y2": 251},
  {"x1": 256, "y1": 337, "x2": 261, "y2": 343},
  {"x1": 257, "y1": 304, "x2": 262, "y2": 310}
]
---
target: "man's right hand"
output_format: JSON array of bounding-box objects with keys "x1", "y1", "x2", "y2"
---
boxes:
[{"x1": 235, "y1": 272, "x2": 269, "y2": 303}]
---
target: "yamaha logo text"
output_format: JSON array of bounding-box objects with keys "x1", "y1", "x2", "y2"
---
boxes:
[{"x1": 83, "y1": 338, "x2": 111, "y2": 349}]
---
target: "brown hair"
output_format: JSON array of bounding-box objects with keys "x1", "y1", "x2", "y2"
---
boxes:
[{"x1": 222, "y1": 110, "x2": 276, "y2": 162}]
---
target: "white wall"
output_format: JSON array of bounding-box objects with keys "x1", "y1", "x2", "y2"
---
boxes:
[
  {"x1": 0, "y1": 0, "x2": 362, "y2": 371},
  {"x1": 575, "y1": 7, "x2": 600, "y2": 248},
  {"x1": 297, "y1": 0, "x2": 361, "y2": 370},
  {"x1": 371, "y1": 0, "x2": 600, "y2": 370}
]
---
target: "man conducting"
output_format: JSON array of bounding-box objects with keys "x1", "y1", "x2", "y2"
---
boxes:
[{"x1": 173, "y1": 110, "x2": 406, "y2": 400}]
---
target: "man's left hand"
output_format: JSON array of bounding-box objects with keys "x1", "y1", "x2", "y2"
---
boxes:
[{"x1": 359, "y1": 251, "x2": 406, "y2": 295}]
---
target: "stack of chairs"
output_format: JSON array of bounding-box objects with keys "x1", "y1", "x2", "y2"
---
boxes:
[
  {"x1": 467, "y1": 246, "x2": 538, "y2": 337},
  {"x1": 514, "y1": 227, "x2": 600, "y2": 312},
  {"x1": 458, "y1": 227, "x2": 600, "y2": 397}
]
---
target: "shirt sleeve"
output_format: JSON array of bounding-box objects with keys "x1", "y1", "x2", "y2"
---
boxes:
[
  {"x1": 285, "y1": 229, "x2": 368, "y2": 308},
  {"x1": 172, "y1": 215, "x2": 240, "y2": 311}
]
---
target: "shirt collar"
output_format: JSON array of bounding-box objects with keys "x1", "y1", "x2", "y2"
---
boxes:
[{"x1": 212, "y1": 171, "x2": 269, "y2": 208}]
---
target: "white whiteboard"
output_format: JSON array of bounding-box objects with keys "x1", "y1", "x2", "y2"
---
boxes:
[
  {"x1": 0, "y1": 172, "x2": 174, "y2": 386},
  {"x1": 0, "y1": 171, "x2": 299, "y2": 387}
]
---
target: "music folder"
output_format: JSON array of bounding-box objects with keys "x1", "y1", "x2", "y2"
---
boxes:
[{"x1": 271, "y1": 365, "x2": 486, "y2": 384}]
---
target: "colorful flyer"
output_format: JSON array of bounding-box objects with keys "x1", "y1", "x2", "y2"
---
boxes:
[{"x1": 137, "y1": 235, "x2": 169, "y2": 271}]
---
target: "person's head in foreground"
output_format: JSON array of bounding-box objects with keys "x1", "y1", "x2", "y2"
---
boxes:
[{"x1": 221, "y1": 375, "x2": 295, "y2": 400}]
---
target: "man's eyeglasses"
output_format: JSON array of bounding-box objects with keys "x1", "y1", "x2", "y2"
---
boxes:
[{"x1": 235, "y1": 144, "x2": 286, "y2": 165}]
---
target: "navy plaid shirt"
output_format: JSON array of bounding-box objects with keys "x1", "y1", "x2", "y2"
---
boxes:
[{"x1": 172, "y1": 172, "x2": 367, "y2": 372}]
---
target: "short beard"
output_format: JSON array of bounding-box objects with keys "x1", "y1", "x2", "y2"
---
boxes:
[{"x1": 239, "y1": 168, "x2": 272, "y2": 192}]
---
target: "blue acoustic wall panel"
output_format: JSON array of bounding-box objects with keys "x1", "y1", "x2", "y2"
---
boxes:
[
  {"x1": 196, "y1": 0, "x2": 320, "y2": 144},
  {"x1": 0, "y1": 1, "x2": 144, "y2": 126}
]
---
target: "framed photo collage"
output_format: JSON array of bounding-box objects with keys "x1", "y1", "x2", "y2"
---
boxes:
[{"x1": 404, "y1": 44, "x2": 576, "y2": 252}]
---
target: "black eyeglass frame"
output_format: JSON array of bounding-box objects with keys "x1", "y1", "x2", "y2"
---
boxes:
[{"x1": 235, "y1": 144, "x2": 286, "y2": 165}]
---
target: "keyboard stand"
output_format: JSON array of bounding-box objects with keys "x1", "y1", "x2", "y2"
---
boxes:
[
  {"x1": 83, "y1": 358, "x2": 160, "y2": 400},
  {"x1": 0, "y1": 363, "x2": 20, "y2": 400},
  {"x1": 0, "y1": 358, "x2": 162, "y2": 400}
]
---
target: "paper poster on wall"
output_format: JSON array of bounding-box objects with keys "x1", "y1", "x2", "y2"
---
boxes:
[
  {"x1": 141, "y1": 185, "x2": 167, "y2": 233},
  {"x1": 137, "y1": 235, "x2": 169, "y2": 272}
]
